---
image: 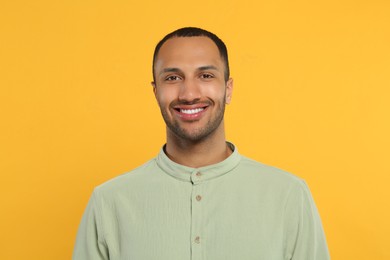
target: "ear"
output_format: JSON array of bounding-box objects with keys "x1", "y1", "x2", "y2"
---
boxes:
[
  {"x1": 225, "y1": 78, "x2": 233, "y2": 104},
  {"x1": 151, "y1": 81, "x2": 157, "y2": 97}
]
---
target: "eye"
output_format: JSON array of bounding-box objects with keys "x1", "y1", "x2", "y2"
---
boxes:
[
  {"x1": 165, "y1": 75, "x2": 182, "y2": 81},
  {"x1": 200, "y1": 73, "x2": 214, "y2": 79}
]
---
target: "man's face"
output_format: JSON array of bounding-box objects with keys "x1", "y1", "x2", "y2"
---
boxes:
[{"x1": 153, "y1": 36, "x2": 233, "y2": 142}]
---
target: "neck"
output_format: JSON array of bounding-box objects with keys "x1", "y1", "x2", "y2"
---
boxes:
[{"x1": 164, "y1": 125, "x2": 232, "y2": 168}]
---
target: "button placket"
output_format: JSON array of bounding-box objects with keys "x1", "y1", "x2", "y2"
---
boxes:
[{"x1": 190, "y1": 172, "x2": 203, "y2": 260}]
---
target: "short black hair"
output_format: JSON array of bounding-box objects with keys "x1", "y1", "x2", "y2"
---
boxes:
[{"x1": 152, "y1": 27, "x2": 230, "y2": 82}]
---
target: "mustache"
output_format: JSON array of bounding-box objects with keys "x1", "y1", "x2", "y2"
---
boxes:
[{"x1": 170, "y1": 99, "x2": 213, "y2": 106}]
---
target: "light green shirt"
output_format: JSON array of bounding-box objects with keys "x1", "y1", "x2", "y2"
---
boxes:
[{"x1": 73, "y1": 144, "x2": 330, "y2": 260}]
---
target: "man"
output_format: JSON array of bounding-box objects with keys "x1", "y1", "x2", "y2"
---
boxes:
[{"x1": 73, "y1": 27, "x2": 330, "y2": 260}]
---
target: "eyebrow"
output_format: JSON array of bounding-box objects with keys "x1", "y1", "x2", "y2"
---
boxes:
[
  {"x1": 159, "y1": 65, "x2": 219, "y2": 76},
  {"x1": 159, "y1": 67, "x2": 181, "y2": 75},
  {"x1": 198, "y1": 65, "x2": 218, "y2": 71}
]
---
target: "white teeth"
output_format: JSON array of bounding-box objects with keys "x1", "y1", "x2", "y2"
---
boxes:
[{"x1": 180, "y1": 108, "x2": 204, "y2": 114}]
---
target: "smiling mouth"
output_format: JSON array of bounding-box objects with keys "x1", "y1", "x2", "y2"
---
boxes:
[
  {"x1": 180, "y1": 108, "x2": 205, "y2": 114},
  {"x1": 173, "y1": 104, "x2": 208, "y2": 114}
]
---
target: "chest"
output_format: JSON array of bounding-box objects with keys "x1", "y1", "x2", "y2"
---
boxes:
[{"x1": 104, "y1": 179, "x2": 287, "y2": 260}]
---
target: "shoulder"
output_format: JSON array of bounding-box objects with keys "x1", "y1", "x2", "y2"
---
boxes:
[
  {"x1": 237, "y1": 155, "x2": 304, "y2": 186},
  {"x1": 236, "y1": 155, "x2": 316, "y2": 207},
  {"x1": 92, "y1": 158, "x2": 160, "y2": 197}
]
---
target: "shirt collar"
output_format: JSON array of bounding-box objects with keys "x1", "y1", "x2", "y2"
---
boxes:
[{"x1": 156, "y1": 142, "x2": 241, "y2": 184}]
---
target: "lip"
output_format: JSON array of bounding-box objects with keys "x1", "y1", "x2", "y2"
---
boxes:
[{"x1": 172, "y1": 104, "x2": 209, "y2": 121}]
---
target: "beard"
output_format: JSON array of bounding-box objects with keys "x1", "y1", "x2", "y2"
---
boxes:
[{"x1": 159, "y1": 96, "x2": 226, "y2": 143}]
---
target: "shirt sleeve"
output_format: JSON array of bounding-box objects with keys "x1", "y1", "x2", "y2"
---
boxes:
[
  {"x1": 284, "y1": 180, "x2": 330, "y2": 260},
  {"x1": 73, "y1": 191, "x2": 109, "y2": 260}
]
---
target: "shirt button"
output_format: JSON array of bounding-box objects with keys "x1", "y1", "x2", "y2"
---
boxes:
[
  {"x1": 194, "y1": 236, "x2": 200, "y2": 244},
  {"x1": 196, "y1": 195, "x2": 202, "y2": 201},
  {"x1": 196, "y1": 172, "x2": 202, "y2": 177}
]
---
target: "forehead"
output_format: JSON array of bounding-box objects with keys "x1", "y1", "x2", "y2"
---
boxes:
[{"x1": 155, "y1": 36, "x2": 223, "y2": 70}]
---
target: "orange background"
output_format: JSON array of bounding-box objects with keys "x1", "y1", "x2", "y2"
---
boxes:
[{"x1": 1, "y1": 0, "x2": 389, "y2": 259}]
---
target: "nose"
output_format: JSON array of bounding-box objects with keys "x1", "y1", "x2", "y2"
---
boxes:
[{"x1": 178, "y1": 78, "x2": 201, "y2": 102}]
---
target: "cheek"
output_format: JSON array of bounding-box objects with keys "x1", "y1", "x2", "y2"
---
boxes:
[
  {"x1": 155, "y1": 88, "x2": 179, "y2": 107},
  {"x1": 200, "y1": 83, "x2": 226, "y2": 100}
]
